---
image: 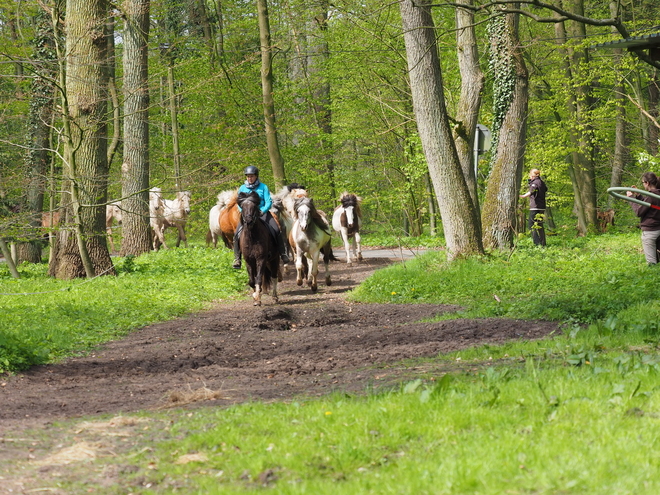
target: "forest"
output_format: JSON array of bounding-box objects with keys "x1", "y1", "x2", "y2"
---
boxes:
[{"x1": 1, "y1": 0, "x2": 659, "y2": 277}]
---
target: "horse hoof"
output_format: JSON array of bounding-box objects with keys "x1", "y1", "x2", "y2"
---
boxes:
[
  {"x1": 273, "y1": 297, "x2": 279, "y2": 304},
  {"x1": 297, "y1": 279, "x2": 303, "y2": 286},
  {"x1": 347, "y1": 262, "x2": 353, "y2": 267},
  {"x1": 254, "y1": 301, "x2": 261, "y2": 306},
  {"x1": 326, "y1": 278, "x2": 332, "y2": 286},
  {"x1": 311, "y1": 285, "x2": 318, "y2": 293}
]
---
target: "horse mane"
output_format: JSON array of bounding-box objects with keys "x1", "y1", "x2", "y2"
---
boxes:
[
  {"x1": 217, "y1": 189, "x2": 237, "y2": 209},
  {"x1": 295, "y1": 197, "x2": 330, "y2": 230},
  {"x1": 237, "y1": 190, "x2": 260, "y2": 208},
  {"x1": 339, "y1": 192, "x2": 362, "y2": 217},
  {"x1": 286, "y1": 182, "x2": 306, "y2": 192}
]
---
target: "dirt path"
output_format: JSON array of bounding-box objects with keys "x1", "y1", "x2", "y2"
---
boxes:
[{"x1": 0, "y1": 252, "x2": 559, "y2": 436}]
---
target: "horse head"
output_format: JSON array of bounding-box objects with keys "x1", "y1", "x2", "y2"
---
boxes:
[
  {"x1": 339, "y1": 193, "x2": 362, "y2": 228},
  {"x1": 294, "y1": 197, "x2": 313, "y2": 231},
  {"x1": 238, "y1": 191, "x2": 261, "y2": 227},
  {"x1": 178, "y1": 191, "x2": 192, "y2": 216},
  {"x1": 149, "y1": 187, "x2": 164, "y2": 215}
]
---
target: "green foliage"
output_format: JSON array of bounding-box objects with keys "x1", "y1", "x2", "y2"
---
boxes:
[{"x1": 0, "y1": 247, "x2": 246, "y2": 373}]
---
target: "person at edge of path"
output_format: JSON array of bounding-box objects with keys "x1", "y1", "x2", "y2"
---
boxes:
[
  {"x1": 626, "y1": 172, "x2": 660, "y2": 266},
  {"x1": 519, "y1": 168, "x2": 548, "y2": 247},
  {"x1": 232, "y1": 166, "x2": 290, "y2": 269}
]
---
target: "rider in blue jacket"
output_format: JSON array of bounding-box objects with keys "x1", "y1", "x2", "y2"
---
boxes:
[{"x1": 233, "y1": 166, "x2": 290, "y2": 268}]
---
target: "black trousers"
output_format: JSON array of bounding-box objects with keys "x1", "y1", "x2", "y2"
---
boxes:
[{"x1": 528, "y1": 209, "x2": 546, "y2": 246}]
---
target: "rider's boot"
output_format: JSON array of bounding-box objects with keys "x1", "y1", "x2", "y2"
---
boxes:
[
  {"x1": 277, "y1": 232, "x2": 290, "y2": 264},
  {"x1": 232, "y1": 225, "x2": 242, "y2": 269}
]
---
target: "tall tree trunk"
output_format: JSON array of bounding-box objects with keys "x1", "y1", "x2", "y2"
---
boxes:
[
  {"x1": 48, "y1": 0, "x2": 115, "y2": 279},
  {"x1": 121, "y1": 0, "x2": 152, "y2": 256},
  {"x1": 648, "y1": 72, "x2": 659, "y2": 155},
  {"x1": 167, "y1": 64, "x2": 182, "y2": 190},
  {"x1": 453, "y1": 0, "x2": 484, "y2": 215},
  {"x1": 308, "y1": 1, "x2": 335, "y2": 201},
  {"x1": 106, "y1": 14, "x2": 121, "y2": 168},
  {"x1": 556, "y1": 0, "x2": 597, "y2": 235},
  {"x1": 257, "y1": 0, "x2": 286, "y2": 188},
  {"x1": 215, "y1": 0, "x2": 225, "y2": 61},
  {"x1": 15, "y1": 8, "x2": 57, "y2": 264},
  {"x1": 481, "y1": 9, "x2": 529, "y2": 249},
  {"x1": 399, "y1": 0, "x2": 483, "y2": 260},
  {"x1": 607, "y1": 2, "x2": 628, "y2": 208}
]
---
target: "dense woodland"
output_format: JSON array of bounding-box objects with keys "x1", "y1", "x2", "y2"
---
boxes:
[{"x1": 1, "y1": 0, "x2": 659, "y2": 278}]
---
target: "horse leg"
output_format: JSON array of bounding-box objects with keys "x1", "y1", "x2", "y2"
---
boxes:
[
  {"x1": 271, "y1": 264, "x2": 279, "y2": 303},
  {"x1": 174, "y1": 224, "x2": 186, "y2": 247},
  {"x1": 180, "y1": 225, "x2": 188, "y2": 248},
  {"x1": 355, "y1": 231, "x2": 363, "y2": 261},
  {"x1": 341, "y1": 228, "x2": 352, "y2": 266},
  {"x1": 252, "y1": 262, "x2": 264, "y2": 306},
  {"x1": 309, "y1": 252, "x2": 320, "y2": 292},
  {"x1": 107, "y1": 226, "x2": 115, "y2": 252},
  {"x1": 153, "y1": 226, "x2": 168, "y2": 250},
  {"x1": 295, "y1": 249, "x2": 305, "y2": 286}
]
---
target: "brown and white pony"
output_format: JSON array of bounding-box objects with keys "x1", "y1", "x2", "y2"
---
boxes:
[
  {"x1": 290, "y1": 196, "x2": 333, "y2": 292},
  {"x1": 237, "y1": 191, "x2": 281, "y2": 306},
  {"x1": 271, "y1": 183, "x2": 308, "y2": 263},
  {"x1": 332, "y1": 192, "x2": 363, "y2": 266}
]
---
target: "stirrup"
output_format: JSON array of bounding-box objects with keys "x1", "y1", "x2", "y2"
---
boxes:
[
  {"x1": 232, "y1": 259, "x2": 241, "y2": 269},
  {"x1": 281, "y1": 254, "x2": 290, "y2": 264}
]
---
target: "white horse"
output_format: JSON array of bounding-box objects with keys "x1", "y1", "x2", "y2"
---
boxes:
[
  {"x1": 332, "y1": 192, "x2": 363, "y2": 266},
  {"x1": 105, "y1": 201, "x2": 122, "y2": 252},
  {"x1": 149, "y1": 188, "x2": 167, "y2": 250},
  {"x1": 290, "y1": 196, "x2": 333, "y2": 292},
  {"x1": 156, "y1": 190, "x2": 192, "y2": 249}
]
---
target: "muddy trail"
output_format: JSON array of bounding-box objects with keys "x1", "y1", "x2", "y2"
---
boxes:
[{"x1": 0, "y1": 252, "x2": 560, "y2": 435}]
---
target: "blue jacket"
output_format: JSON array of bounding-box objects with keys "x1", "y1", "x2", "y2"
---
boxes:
[{"x1": 237, "y1": 180, "x2": 272, "y2": 214}]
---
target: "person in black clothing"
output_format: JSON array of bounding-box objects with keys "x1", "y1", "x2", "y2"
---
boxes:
[
  {"x1": 626, "y1": 172, "x2": 660, "y2": 266},
  {"x1": 520, "y1": 168, "x2": 548, "y2": 246}
]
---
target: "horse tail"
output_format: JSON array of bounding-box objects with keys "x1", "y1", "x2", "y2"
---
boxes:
[{"x1": 323, "y1": 241, "x2": 339, "y2": 262}]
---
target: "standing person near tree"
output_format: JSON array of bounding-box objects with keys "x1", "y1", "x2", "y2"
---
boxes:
[
  {"x1": 626, "y1": 172, "x2": 660, "y2": 266},
  {"x1": 232, "y1": 166, "x2": 290, "y2": 269},
  {"x1": 520, "y1": 168, "x2": 548, "y2": 246}
]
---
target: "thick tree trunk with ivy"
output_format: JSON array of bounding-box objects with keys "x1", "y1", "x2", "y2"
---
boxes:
[
  {"x1": 453, "y1": 0, "x2": 484, "y2": 216},
  {"x1": 481, "y1": 10, "x2": 528, "y2": 250},
  {"x1": 15, "y1": 8, "x2": 56, "y2": 264},
  {"x1": 399, "y1": 0, "x2": 483, "y2": 259},
  {"x1": 120, "y1": 0, "x2": 152, "y2": 256},
  {"x1": 257, "y1": 0, "x2": 286, "y2": 189},
  {"x1": 48, "y1": 0, "x2": 115, "y2": 279}
]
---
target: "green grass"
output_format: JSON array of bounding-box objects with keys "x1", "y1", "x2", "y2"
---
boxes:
[
  {"x1": 4, "y1": 230, "x2": 660, "y2": 493},
  {"x1": 351, "y1": 232, "x2": 659, "y2": 328},
  {"x1": 0, "y1": 247, "x2": 246, "y2": 372}
]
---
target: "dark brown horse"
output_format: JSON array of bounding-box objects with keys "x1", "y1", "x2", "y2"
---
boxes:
[{"x1": 237, "y1": 191, "x2": 281, "y2": 306}]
